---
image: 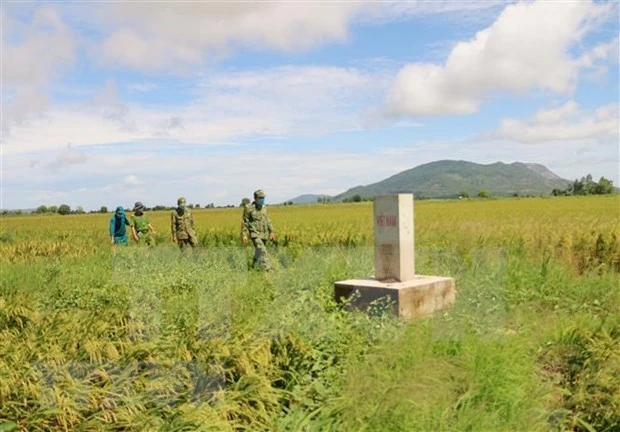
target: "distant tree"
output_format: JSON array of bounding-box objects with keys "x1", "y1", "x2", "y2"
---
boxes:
[
  {"x1": 459, "y1": 191, "x2": 470, "y2": 199},
  {"x1": 592, "y1": 176, "x2": 614, "y2": 194},
  {"x1": 57, "y1": 204, "x2": 71, "y2": 215},
  {"x1": 552, "y1": 175, "x2": 614, "y2": 196},
  {"x1": 75, "y1": 206, "x2": 85, "y2": 214},
  {"x1": 352, "y1": 194, "x2": 362, "y2": 202},
  {"x1": 35, "y1": 205, "x2": 48, "y2": 214},
  {"x1": 48, "y1": 205, "x2": 58, "y2": 214},
  {"x1": 194, "y1": 204, "x2": 201, "y2": 209},
  {"x1": 15, "y1": 210, "x2": 23, "y2": 215},
  {"x1": 512, "y1": 192, "x2": 519, "y2": 198},
  {"x1": 240, "y1": 198, "x2": 251, "y2": 207},
  {"x1": 1, "y1": 210, "x2": 7, "y2": 215},
  {"x1": 100, "y1": 206, "x2": 108, "y2": 213},
  {"x1": 477, "y1": 190, "x2": 489, "y2": 198},
  {"x1": 206, "y1": 203, "x2": 214, "y2": 208}
]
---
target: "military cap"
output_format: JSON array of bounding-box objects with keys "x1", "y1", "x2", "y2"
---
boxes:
[
  {"x1": 253, "y1": 189, "x2": 265, "y2": 198},
  {"x1": 177, "y1": 197, "x2": 186, "y2": 205},
  {"x1": 133, "y1": 201, "x2": 145, "y2": 212}
]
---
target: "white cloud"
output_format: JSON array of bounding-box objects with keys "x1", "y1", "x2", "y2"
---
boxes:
[
  {"x1": 383, "y1": 0, "x2": 613, "y2": 117},
  {"x1": 3, "y1": 65, "x2": 392, "y2": 154},
  {"x1": 485, "y1": 101, "x2": 619, "y2": 143},
  {"x1": 2, "y1": 6, "x2": 76, "y2": 132},
  {"x1": 88, "y1": 80, "x2": 136, "y2": 131},
  {"x1": 45, "y1": 143, "x2": 87, "y2": 171},
  {"x1": 85, "y1": 1, "x2": 518, "y2": 72},
  {"x1": 124, "y1": 175, "x2": 143, "y2": 186},
  {"x1": 2, "y1": 6, "x2": 75, "y2": 87},
  {"x1": 94, "y1": 3, "x2": 363, "y2": 71}
]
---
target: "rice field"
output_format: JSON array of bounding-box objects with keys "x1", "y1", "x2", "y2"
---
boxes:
[{"x1": 1, "y1": 195, "x2": 619, "y2": 431}]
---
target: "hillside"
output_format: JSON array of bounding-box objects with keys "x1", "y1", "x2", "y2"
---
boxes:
[
  {"x1": 334, "y1": 160, "x2": 571, "y2": 200},
  {"x1": 284, "y1": 194, "x2": 333, "y2": 204}
]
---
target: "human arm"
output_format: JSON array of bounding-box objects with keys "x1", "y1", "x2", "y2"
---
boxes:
[
  {"x1": 171, "y1": 212, "x2": 177, "y2": 243},
  {"x1": 267, "y1": 213, "x2": 276, "y2": 241},
  {"x1": 130, "y1": 217, "x2": 139, "y2": 242},
  {"x1": 109, "y1": 217, "x2": 115, "y2": 243},
  {"x1": 241, "y1": 206, "x2": 250, "y2": 245}
]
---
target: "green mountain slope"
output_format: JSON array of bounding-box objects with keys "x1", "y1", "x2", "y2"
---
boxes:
[
  {"x1": 283, "y1": 194, "x2": 333, "y2": 204},
  {"x1": 334, "y1": 160, "x2": 572, "y2": 200}
]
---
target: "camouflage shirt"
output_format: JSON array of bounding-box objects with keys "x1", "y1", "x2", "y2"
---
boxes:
[
  {"x1": 171, "y1": 209, "x2": 196, "y2": 240},
  {"x1": 241, "y1": 203, "x2": 274, "y2": 240}
]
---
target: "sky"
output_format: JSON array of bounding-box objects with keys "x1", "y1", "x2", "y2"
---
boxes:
[{"x1": 1, "y1": 0, "x2": 619, "y2": 211}]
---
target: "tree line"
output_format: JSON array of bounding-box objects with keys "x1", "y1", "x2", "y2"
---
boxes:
[{"x1": 552, "y1": 175, "x2": 615, "y2": 196}]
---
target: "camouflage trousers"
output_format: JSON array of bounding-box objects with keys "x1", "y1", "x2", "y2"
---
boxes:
[
  {"x1": 251, "y1": 238, "x2": 271, "y2": 271},
  {"x1": 177, "y1": 236, "x2": 198, "y2": 251}
]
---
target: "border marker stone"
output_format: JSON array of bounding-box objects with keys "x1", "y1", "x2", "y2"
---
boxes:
[{"x1": 334, "y1": 194, "x2": 456, "y2": 319}]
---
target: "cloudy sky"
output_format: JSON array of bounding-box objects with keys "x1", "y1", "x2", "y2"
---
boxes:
[{"x1": 2, "y1": 0, "x2": 618, "y2": 210}]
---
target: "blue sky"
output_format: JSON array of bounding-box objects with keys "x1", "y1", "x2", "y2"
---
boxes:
[{"x1": 2, "y1": 0, "x2": 619, "y2": 210}]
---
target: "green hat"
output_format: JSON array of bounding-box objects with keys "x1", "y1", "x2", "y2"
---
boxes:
[
  {"x1": 177, "y1": 197, "x2": 186, "y2": 205},
  {"x1": 254, "y1": 189, "x2": 265, "y2": 198}
]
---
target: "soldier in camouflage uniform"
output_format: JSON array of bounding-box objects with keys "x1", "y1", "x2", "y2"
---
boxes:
[
  {"x1": 130, "y1": 201, "x2": 157, "y2": 246},
  {"x1": 241, "y1": 189, "x2": 276, "y2": 271},
  {"x1": 171, "y1": 197, "x2": 198, "y2": 251}
]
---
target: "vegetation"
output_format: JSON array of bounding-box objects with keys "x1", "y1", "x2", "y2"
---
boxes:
[
  {"x1": 57, "y1": 204, "x2": 71, "y2": 215},
  {"x1": 1, "y1": 196, "x2": 619, "y2": 431},
  {"x1": 552, "y1": 174, "x2": 615, "y2": 196}
]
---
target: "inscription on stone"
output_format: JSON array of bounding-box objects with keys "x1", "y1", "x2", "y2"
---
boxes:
[
  {"x1": 374, "y1": 195, "x2": 414, "y2": 282},
  {"x1": 376, "y1": 214, "x2": 397, "y2": 227}
]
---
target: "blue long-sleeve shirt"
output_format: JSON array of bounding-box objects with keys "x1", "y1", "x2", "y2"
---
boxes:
[{"x1": 109, "y1": 211, "x2": 130, "y2": 238}]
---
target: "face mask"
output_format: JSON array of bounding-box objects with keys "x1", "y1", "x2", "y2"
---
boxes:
[
  {"x1": 256, "y1": 198, "x2": 265, "y2": 206},
  {"x1": 178, "y1": 205, "x2": 185, "y2": 210}
]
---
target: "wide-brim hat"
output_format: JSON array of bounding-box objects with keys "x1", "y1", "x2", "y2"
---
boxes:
[{"x1": 133, "y1": 201, "x2": 145, "y2": 212}]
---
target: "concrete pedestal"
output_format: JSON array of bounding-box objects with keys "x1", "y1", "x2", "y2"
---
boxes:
[{"x1": 334, "y1": 275, "x2": 455, "y2": 320}]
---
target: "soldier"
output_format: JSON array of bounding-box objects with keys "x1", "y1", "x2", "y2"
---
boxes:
[
  {"x1": 109, "y1": 205, "x2": 131, "y2": 246},
  {"x1": 171, "y1": 197, "x2": 198, "y2": 251},
  {"x1": 130, "y1": 201, "x2": 157, "y2": 246},
  {"x1": 241, "y1": 189, "x2": 276, "y2": 271}
]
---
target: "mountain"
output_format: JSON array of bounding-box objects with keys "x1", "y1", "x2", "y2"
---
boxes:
[
  {"x1": 284, "y1": 194, "x2": 333, "y2": 204},
  {"x1": 334, "y1": 160, "x2": 572, "y2": 200}
]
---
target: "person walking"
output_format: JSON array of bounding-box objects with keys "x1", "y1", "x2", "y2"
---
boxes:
[
  {"x1": 171, "y1": 197, "x2": 198, "y2": 251},
  {"x1": 241, "y1": 189, "x2": 276, "y2": 271},
  {"x1": 130, "y1": 201, "x2": 157, "y2": 246},
  {"x1": 109, "y1": 206, "x2": 131, "y2": 246}
]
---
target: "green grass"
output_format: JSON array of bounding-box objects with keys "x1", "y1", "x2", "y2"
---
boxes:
[{"x1": 1, "y1": 196, "x2": 619, "y2": 431}]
